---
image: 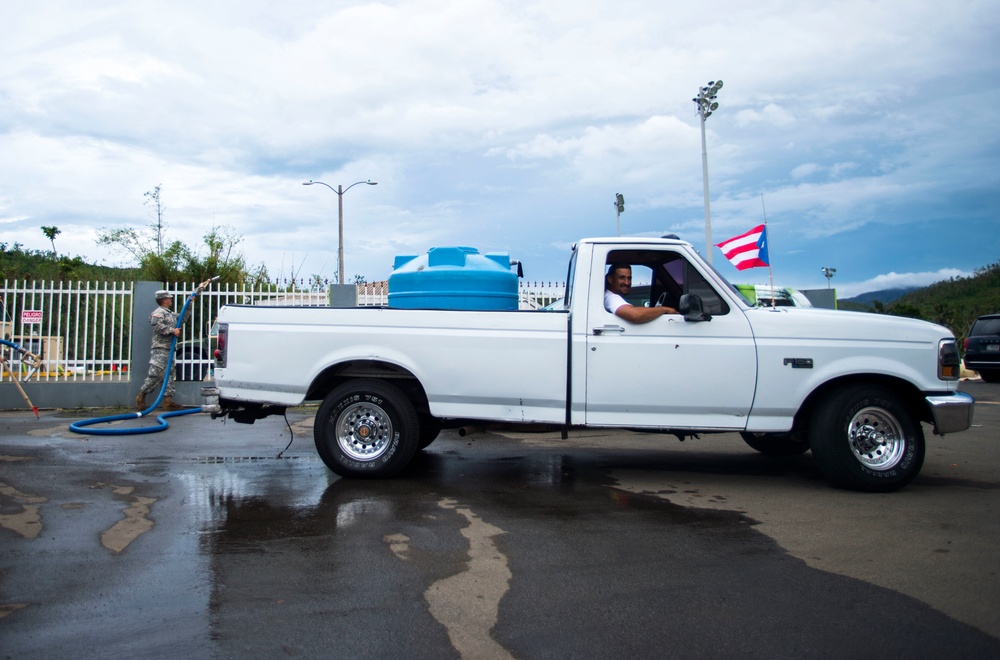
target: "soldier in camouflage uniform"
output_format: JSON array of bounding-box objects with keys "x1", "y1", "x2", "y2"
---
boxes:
[{"x1": 135, "y1": 290, "x2": 191, "y2": 411}]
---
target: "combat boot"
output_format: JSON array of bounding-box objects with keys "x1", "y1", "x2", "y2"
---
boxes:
[
  {"x1": 161, "y1": 396, "x2": 185, "y2": 411},
  {"x1": 135, "y1": 392, "x2": 147, "y2": 410}
]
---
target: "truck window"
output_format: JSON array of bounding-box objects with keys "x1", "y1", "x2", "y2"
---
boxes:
[{"x1": 605, "y1": 248, "x2": 730, "y2": 316}]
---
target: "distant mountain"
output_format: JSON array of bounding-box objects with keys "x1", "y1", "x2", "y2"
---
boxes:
[
  {"x1": 840, "y1": 287, "x2": 920, "y2": 306},
  {"x1": 837, "y1": 262, "x2": 999, "y2": 346}
]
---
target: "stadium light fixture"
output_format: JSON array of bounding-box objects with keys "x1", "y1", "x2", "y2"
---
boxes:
[{"x1": 693, "y1": 79, "x2": 723, "y2": 263}]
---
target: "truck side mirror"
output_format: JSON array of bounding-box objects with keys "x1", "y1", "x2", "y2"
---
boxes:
[{"x1": 679, "y1": 294, "x2": 712, "y2": 322}]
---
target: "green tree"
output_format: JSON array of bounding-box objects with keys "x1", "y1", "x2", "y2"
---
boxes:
[
  {"x1": 41, "y1": 226, "x2": 61, "y2": 259},
  {"x1": 182, "y1": 226, "x2": 261, "y2": 284},
  {"x1": 869, "y1": 259, "x2": 1000, "y2": 347},
  {"x1": 97, "y1": 185, "x2": 266, "y2": 285},
  {"x1": 144, "y1": 184, "x2": 166, "y2": 256}
]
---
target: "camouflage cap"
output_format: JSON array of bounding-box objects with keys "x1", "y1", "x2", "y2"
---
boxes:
[{"x1": 155, "y1": 290, "x2": 172, "y2": 301}]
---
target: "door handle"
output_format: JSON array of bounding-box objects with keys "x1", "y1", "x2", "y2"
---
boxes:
[{"x1": 593, "y1": 325, "x2": 625, "y2": 335}]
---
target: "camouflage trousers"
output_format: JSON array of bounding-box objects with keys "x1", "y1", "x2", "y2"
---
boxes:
[{"x1": 140, "y1": 348, "x2": 176, "y2": 397}]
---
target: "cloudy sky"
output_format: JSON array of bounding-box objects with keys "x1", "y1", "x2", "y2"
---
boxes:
[{"x1": 2, "y1": 0, "x2": 998, "y2": 297}]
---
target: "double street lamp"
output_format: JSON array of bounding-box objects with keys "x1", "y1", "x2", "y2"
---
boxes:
[
  {"x1": 303, "y1": 179, "x2": 377, "y2": 285},
  {"x1": 693, "y1": 79, "x2": 723, "y2": 264}
]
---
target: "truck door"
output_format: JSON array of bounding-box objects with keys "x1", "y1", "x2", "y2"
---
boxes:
[{"x1": 583, "y1": 247, "x2": 757, "y2": 429}]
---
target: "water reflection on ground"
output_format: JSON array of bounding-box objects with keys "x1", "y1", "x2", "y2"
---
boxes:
[{"x1": 175, "y1": 447, "x2": 587, "y2": 544}]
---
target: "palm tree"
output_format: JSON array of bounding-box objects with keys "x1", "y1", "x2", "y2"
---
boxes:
[{"x1": 41, "y1": 226, "x2": 61, "y2": 259}]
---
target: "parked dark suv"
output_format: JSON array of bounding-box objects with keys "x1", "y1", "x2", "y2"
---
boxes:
[{"x1": 963, "y1": 313, "x2": 1000, "y2": 383}]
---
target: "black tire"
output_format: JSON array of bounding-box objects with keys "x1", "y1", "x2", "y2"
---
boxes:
[
  {"x1": 314, "y1": 379, "x2": 420, "y2": 478},
  {"x1": 978, "y1": 369, "x2": 1000, "y2": 383},
  {"x1": 740, "y1": 431, "x2": 810, "y2": 456},
  {"x1": 418, "y1": 414, "x2": 443, "y2": 449},
  {"x1": 808, "y1": 385, "x2": 924, "y2": 492}
]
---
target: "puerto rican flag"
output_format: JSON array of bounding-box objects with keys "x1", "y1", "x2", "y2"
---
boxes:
[{"x1": 715, "y1": 224, "x2": 770, "y2": 270}]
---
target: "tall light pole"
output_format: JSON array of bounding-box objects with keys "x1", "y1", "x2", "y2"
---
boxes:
[
  {"x1": 821, "y1": 266, "x2": 837, "y2": 289},
  {"x1": 303, "y1": 179, "x2": 377, "y2": 285},
  {"x1": 615, "y1": 193, "x2": 625, "y2": 236},
  {"x1": 693, "y1": 79, "x2": 723, "y2": 264}
]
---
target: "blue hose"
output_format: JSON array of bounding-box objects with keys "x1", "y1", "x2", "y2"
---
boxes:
[{"x1": 69, "y1": 281, "x2": 216, "y2": 435}]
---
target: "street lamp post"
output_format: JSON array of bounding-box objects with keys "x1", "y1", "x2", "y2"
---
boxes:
[
  {"x1": 303, "y1": 179, "x2": 377, "y2": 285},
  {"x1": 693, "y1": 80, "x2": 723, "y2": 264}
]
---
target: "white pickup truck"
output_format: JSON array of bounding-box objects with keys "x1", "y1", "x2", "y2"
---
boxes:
[{"x1": 211, "y1": 236, "x2": 974, "y2": 492}]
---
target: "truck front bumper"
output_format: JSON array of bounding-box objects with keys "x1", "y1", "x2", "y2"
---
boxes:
[{"x1": 925, "y1": 392, "x2": 975, "y2": 435}]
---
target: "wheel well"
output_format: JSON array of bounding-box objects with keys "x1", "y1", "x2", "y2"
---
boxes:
[
  {"x1": 305, "y1": 360, "x2": 431, "y2": 415},
  {"x1": 791, "y1": 374, "x2": 929, "y2": 436}
]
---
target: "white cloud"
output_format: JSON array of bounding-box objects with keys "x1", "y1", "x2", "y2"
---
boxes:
[
  {"x1": 836, "y1": 268, "x2": 972, "y2": 298},
  {"x1": 790, "y1": 163, "x2": 822, "y2": 179},
  {"x1": 735, "y1": 103, "x2": 796, "y2": 128},
  {"x1": 0, "y1": 0, "x2": 997, "y2": 287}
]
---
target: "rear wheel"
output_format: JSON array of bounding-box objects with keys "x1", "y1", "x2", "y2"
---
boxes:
[
  {"x1": 418, "y1": 414, "x2": 443, "y2": 449},
  {"x1": 740, "y1": 431, "x2": 810, "y2": 456},
  {"x1": 314, "y1": 379, "x2": 420, "y2": 478},
  {"x1": 978, "y1": 369, "x2": 1000, "y2": 383},
  {"x1": 809, "y1": 385, "x2": 924, "y2": 492}
]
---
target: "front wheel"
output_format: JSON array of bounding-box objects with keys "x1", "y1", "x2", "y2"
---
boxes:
[
  {"x1": 314, "y1": 379, "x2": 420, "y2": 478},
  {"x1": 809, "y1": 385, "x2": 924, "y2": 492}
]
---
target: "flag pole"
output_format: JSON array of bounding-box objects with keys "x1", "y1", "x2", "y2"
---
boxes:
[
  {"x1": 767, "y1": 225, "x2": 775, "y2": 308},
  {"x1": 760, "y1": 194, "x2": 775, "y2": 308}
]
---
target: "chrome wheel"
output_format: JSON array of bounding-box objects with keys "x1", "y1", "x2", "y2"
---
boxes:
[
  {"x1": 315, "y1": 380, "x2": 420, "y2": 478},
  {"x1": 809, "y1": 385, "x2": 924, "y2": 491},
  {"x1": 336, "y1": 400, "x2": 394, "y2": 462},
  {"x1": 847, "y1": 405, "x2": 906, "y2": 471}
]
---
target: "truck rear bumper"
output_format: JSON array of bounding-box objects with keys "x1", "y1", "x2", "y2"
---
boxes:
[{"x1": 925, "y1": 392, "x2": 975, "y2": 435}]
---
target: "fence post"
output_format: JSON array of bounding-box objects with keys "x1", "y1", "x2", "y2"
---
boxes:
[
  {"x1": 131, "y1": 282, "x2": 161, "y2": 399},
  {"x1": 328, "y1": 284, "x2": 358, "y2": 307}
]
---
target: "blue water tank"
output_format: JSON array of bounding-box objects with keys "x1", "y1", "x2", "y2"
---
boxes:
[{"x1": 388, "y1": 246, "x2": 519, "y2": 310}]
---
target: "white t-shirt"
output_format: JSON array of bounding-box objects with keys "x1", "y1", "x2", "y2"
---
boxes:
[{"x1": 604, "y1": 289, "x2": 628, "y2": 314}]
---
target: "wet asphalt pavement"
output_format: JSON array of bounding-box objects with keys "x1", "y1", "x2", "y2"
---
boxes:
[{"x1": 1, "y1": 381, "x2": 998, "y2": 659}]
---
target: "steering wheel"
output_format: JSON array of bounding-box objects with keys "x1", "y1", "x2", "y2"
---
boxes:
[{"x1": 655, "y1": 292, "x2": 667, "y2": 308}]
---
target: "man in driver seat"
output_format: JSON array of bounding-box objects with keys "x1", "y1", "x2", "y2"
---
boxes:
[{"x1": 604, "y1": 263, "x2": 677, "y2": 323}]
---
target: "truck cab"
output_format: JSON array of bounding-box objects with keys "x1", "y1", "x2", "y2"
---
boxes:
[{"x1": 569, "y1": 238, "x2": 757, "y2": 430}]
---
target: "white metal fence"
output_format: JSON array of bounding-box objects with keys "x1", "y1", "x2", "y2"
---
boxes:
[
  {"x1": 2, "y1": 279, "x2": 566, "y2": 384},
  {"x1": 2, "y1": 280, "x2": 133, "y2": 382},
  {"x1": 517, "y1": 281, "x2": 565, "y2": 310},
  {"x1": 357, "y1": 280, "x2": 565, "y2": 309}
]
